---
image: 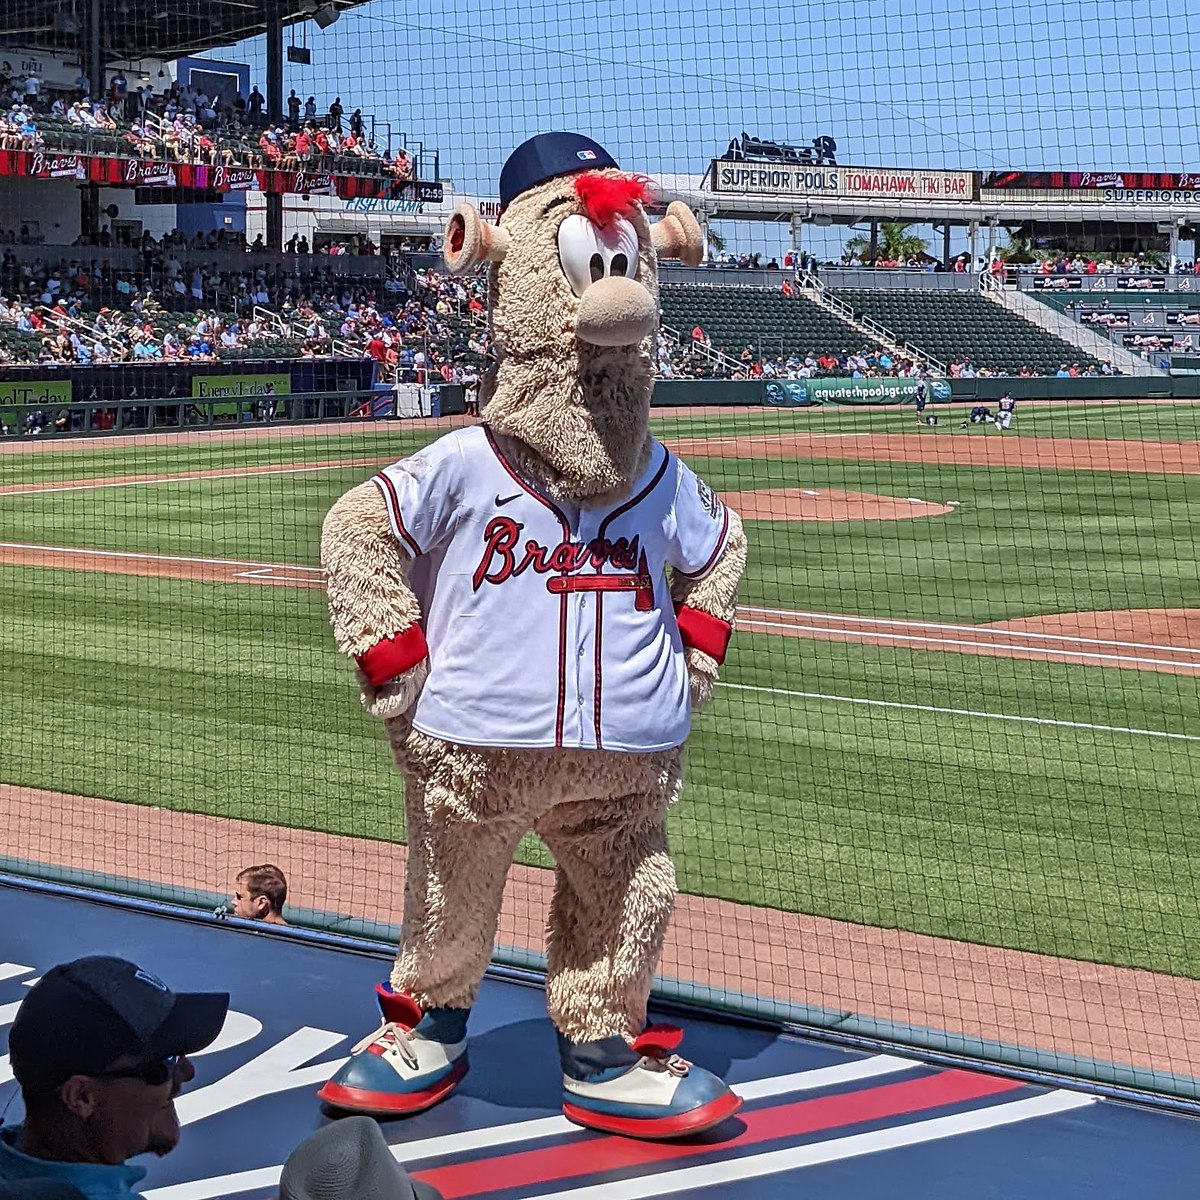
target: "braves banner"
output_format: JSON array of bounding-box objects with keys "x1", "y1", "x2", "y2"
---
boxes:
[
  {"x1": 28, "y1": 150, "x2": 83, "y2": 179},
  {"x1": 0, "y1": 149, "x2": 395, "y2": 200}
]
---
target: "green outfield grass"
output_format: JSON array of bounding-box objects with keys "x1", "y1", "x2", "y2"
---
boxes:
[{"x1": 2, "y1": 404, "x2": 1199, "y2": 979}]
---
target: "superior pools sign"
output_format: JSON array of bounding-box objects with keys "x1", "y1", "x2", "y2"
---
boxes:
[{"x1": 711, "y1": 161, "x2": 975, "y2": 201}]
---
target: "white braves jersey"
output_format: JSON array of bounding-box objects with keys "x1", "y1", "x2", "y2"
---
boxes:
[{"x1": 372, "y1": 424, "x2": 730, "y2": 752}]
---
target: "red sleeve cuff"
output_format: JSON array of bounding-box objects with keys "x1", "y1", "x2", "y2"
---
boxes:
[
  {"x1": 675, "y1": 604, "x2": 732, "y2": 664},
  {"x1": 355, "y1": 625, "x2": 428, "y2": 687}
]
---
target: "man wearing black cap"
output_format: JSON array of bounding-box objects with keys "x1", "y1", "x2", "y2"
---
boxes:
[{"x1": 0, "y1": 957, "x2": 229, "y2": 1199}]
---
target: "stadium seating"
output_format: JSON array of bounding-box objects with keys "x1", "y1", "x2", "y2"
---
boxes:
[
  {"x1": 659, "y1": 284, "x2": 878, "y2": 362},
  {"x1": 834, "y1": 288, "x2": 1103, "y2": 373}
]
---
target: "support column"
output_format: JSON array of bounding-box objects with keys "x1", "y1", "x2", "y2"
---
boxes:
[
  {"x1": 868, "y1": 220, "x2": 878, "y2": 263},
  {"x1": 943, "y1": 223, "x2": 951, "y2": 268},
  {"x1": 968, "y1": 221, "x2": 979, "y2": 270},
  {"x1": 266, "y1": 12, "x2": 284, "y2": 125},
  {"x1": 85, "y1": 0, "x2": 102, "y2": 100},
  {"x1": 80, "y1": 185, "x2": 101, "y2": 242},
  {"x1": 266, "y1": 194, "x2": 283, "y2": 251}
]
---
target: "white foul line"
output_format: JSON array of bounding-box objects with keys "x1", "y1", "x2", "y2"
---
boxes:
[
  {"x1": 739, "y1": 617, "x2": 1200, "y2": 672},
  {"x1": 721, "y1": 682, "x2": 1200, "y2": 743},
  {"x1": 0, "y1": 461, "x2": 377, "y2": 497},
  {"x1": 142, "y1": 1055, "x2": 919, "y2": 1200},
  {"x1": 743, "y1": 605, "x2": 1200, "y2": 658},
  {"x1": 0, "y1": 541, "x2": 319, "y2": 574},
  {"x1": 531, "y1": 1091, "x2": 1097, "y2": 1199}
]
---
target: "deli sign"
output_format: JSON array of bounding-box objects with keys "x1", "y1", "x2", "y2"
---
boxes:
[{"x1": 711, "y1": 161, "x2": 974, "y2": 201}]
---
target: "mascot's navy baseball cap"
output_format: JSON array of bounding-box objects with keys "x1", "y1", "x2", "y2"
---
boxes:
[{"x1": 498, "y1": 132, "x2": 619, "y2": 211}]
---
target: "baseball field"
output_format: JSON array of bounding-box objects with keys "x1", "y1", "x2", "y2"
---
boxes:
[{"x1": 2, "y1": 399, "x2": 1199, "y2": 1075}]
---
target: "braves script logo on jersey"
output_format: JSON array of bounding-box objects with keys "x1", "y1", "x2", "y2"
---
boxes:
[{"x1": 472, "y1": 516, "x2": 654, "y2": 609}]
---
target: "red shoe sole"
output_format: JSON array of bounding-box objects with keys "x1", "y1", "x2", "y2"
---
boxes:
[
  {"x1": 563, "y1": 1089, "x2": 743, "y2": 1140},
  {"x1": 316, "y1": 1057, "x2": 468, "y2": 1115}
]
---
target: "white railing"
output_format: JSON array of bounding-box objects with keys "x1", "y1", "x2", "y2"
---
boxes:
[
  {"x1": 34, "y1": 306, "x2": 102, "y2": 353},
  {"x1": 660, "y1": 323, "x2": 740, "y2": 376},
  {"x1": 800, "y1": 272, "x2": 945, "y2": 374}
]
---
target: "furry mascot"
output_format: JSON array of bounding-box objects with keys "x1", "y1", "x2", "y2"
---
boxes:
[{"x1": 317, "y1": 133, "x2": 748, "y2": 1139}]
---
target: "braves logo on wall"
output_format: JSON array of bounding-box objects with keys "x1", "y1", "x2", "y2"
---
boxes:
[
  {"x1": 213, "y1": 165, "x2": 258, "y2": 191},
  {"x1": 30, "y1": 150, "x2": 83, "y2": 179},
  {"x1": 124, "y1": 159, "x2": 176, "y2": 187},
  {"x1": 293, "y1": 169, "x2": 335, "y2": 195}
]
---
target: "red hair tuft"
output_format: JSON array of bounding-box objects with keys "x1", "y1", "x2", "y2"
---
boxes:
[{"x1": 573, "y1": 172, "x2": 651, "y2": 228}]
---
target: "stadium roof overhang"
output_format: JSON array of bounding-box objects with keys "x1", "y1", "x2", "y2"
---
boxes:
[
  {"x1": 2, "y1": 0, "x2": 372, "y2": 62},
  {"x1": 654, "y1": 174, "x2": 1200, "y2": 231}
]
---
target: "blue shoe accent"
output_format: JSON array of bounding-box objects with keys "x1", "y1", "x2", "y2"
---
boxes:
[{"x1": 558, "y1": 1032, "x2": 640, "y2": 1079}]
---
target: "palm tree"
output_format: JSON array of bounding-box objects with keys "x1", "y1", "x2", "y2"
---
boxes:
[
  {"x1": 878, "y1": 222, "x2": 929, "y2": 261},
  {"x1": 844, "y1": 223, "x2": 928, "y2": 262},
  {"x1": 999, "y1": 229, "x2": 1043, "y2": 264}
]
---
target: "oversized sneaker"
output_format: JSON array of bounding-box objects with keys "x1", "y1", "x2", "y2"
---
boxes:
[
  {"x1": 561, "y1": 1025, "x2": 742, "y2": 1139},
  {"x1": 316, "y1": 984, "x2": 468, "y2": 1115}
]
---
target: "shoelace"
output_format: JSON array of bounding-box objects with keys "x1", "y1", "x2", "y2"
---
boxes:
[
  {"x1": 352, "y1": 1020, "x2": 420, "y2": 1070},
  {"x1": 640, "y1": 1052, "x2": 691, "y2": 1078}
]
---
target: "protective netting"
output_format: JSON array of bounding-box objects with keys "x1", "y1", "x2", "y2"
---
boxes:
[{"x1": 2, "y1": 0, "x2": 1200, "y2": 1108}]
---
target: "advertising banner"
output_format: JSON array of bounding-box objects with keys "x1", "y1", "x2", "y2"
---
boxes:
[
  {"x1": 191, "y1": 373, "x2": 291, "y2": 399},
  {"x1": 981, "y1": 170, "x2": 1200, "y2": 204},
  {"x1": 0, "y1": 380, "x2": 72, "y2": 406},
  {"x1": 710, "y1": 161, "x2": 974, "y2": 201},
  {"x1": 1030, "y1": 276, "x2": 1084, "y2": 290},
  {"x1": 1078, "y1": 309, "x2": 1131, "y2": 329},
  {"x1": 0, "y1": 150, "x2": 393, "y2": 201},
  {"x1": 1023, "y1": 275, "x2": 1197, "y2": 294},
  {"x1": 1121, "y1": 332, "x2": 1195, "y2": 353},
  {"x1": 799, "y1": 377, "x2": 952, "y2": 405},
  {"x1": 28, "y1": 150, "x2": 84, "y2": 179}
]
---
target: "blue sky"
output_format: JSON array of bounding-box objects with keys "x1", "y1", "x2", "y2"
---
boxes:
[{"x1": 217, "y1": 0, "x2": 1197, "y2": 255}]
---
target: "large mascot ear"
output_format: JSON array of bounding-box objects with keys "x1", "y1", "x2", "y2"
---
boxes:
[
  {"x1": 650, "y1": 201, "x2": 704, "y2": 267},
  {"x1": 443, "y1": 203, "x2": 510, "y2": 274}
]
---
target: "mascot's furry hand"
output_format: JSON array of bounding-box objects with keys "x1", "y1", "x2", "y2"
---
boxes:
[
  {"x1": 358, "y1": 658, "x2": 429, "y2": 720},
  {"x1": 685, "y1": 647, "x2": 720, "y2": 710}
]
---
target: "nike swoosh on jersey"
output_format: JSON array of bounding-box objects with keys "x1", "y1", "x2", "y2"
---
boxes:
[{"x1": 495, "y1": 493, "x2": 522, "y2": 506}]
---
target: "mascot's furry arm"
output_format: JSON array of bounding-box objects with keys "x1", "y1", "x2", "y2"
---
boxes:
[
  {"x1": 670, "y1": 508, "x2": 747, "y2": 708},
  {"x1": 321, "y1": 480, "x2": 428, "y2": 719}
]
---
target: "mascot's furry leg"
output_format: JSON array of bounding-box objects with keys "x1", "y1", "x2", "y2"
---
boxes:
[
  {"x1": 535, "y1": 765, "x2": 741, "y2": 1137},
  {"x1": 318, "y1": 731, "x2": 529, "y2": 1115}
]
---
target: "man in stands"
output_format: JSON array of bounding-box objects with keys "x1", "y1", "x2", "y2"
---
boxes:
[{"x1": 0, "y1": 957, "x2": 228, "y2": 1199}]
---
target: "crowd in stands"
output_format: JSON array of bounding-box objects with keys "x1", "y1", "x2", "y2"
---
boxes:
[
  {"x1": 0, "y1": 63, "x2": 417, "y2": 181},
  {"x1": 0, "y1": 254, "x2": 490, "y2": 392},
  {"x1": 653, "y1": 324, "x2": 929, "y2": 381}
]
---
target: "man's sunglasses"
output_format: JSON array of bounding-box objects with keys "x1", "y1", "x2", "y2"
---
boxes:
[{"x1": 92, "y1": 1055, "x2": 180, "y2": 1086}]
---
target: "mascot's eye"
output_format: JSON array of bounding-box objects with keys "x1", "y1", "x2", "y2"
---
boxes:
[{"x1": 558, "y1": 214, "x2": 641, "y2": 296}]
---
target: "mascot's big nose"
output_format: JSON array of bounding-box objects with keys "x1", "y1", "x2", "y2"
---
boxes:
[{"x1": 575, "y1": 276, "x2": 658, "y2": 347}]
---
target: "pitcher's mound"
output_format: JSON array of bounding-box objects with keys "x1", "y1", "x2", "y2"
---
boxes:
[{"x1": 723, "y1": 487, "x2": 955, "y2": 522}]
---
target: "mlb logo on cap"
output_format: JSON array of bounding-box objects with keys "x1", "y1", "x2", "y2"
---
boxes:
[{"x1": 498, "y1": 132, "x2": 620, "y2": 210}]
